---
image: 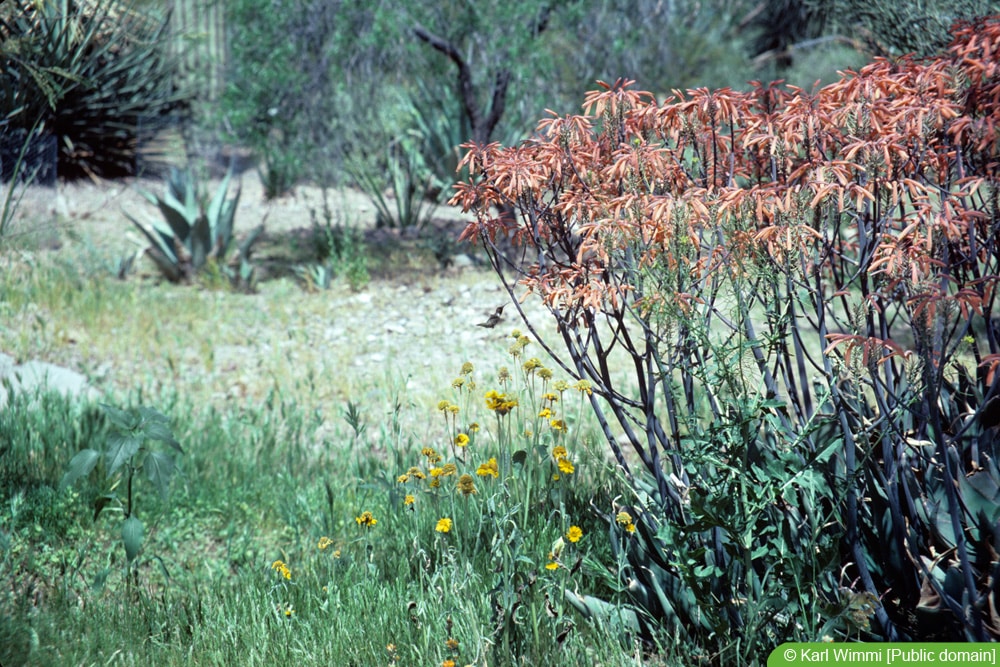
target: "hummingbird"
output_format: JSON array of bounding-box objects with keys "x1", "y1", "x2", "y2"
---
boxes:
[{"x1": 477, "y1": 304, "x2": 506, "y2": 328}]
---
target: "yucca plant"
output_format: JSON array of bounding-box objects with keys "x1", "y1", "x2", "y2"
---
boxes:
[
  {"x1": 0, "y1": 0, "x2": 183, "y2": 179},
  {"x1": 125, "y1": 167, "x2": 261, "y2": 285}
]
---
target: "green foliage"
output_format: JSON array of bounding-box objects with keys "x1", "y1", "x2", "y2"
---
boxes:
[
  {"x1": 125, "y1": 166, "x2": 261, "y2": 285},
  {"x1": 295, "y1": 189, "x2": 369, "y2": 291},
  {"x1": 350, "y1": 136, "x2": 438, "y2": 231},
  {"x1": 60, "y1": 403, "x2": 182, "y2": 565},
  {"x1": 0, "y1": 0, "x2": 184, "y2": 179}
]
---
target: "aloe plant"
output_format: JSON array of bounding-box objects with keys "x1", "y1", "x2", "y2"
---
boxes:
[{"x1": 125, "y1": 167, "x2": 262, "y2": 284}]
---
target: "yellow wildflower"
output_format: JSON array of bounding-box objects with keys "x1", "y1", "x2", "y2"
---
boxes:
[
  {"x1": 430, "y1": 467, "x2": 443, "y2": 477},
  {"x1": 510, "y1": 329, "x2": 522, "y2": 339},
  {"x1": 445, "y1": 637, "x2": 460, "y2": 651},
  {"x1": 573, "y1": 379, "x2": 593, "y2": 395},
  {"x1": 436, "y1": 517, "x2": 453, "y2": 533},
  {"x1": 468, "y1": 422, "x2": 480, "y2": 433},
  {"x1": 452, "y1": 377, "x2": 465, "y2": 389},
  {"x1": 545, "y1": 552, "x2": 560, "y2": 570},
  {"x1": 538, "y1": 407, "x2": 552, "y2": 419},
  {"x1": 437, "y1": 400, "x2": 451, "y2": 411},
  {"x1": 457, "y1": 474, "x2": 477, "y2": 496},
  {"x1": 538, "y1": 367, "x2": 553, "y2": 381},
  {"x1": 454, "y1": 433, "x2": 470, "y2": 447},
  {"x1": 550, "y1": 419, "x2": 567, "y2": 432},
  {"x1": 397, "y1": 473, "x2": 410, "y2": 483},
  {"x1": 271, "y1": 560, "x2": 291, "y2": 580},
  {"x1": 517, "y1": 336, "x2": 531, "y2": 349},
  {"x1": 566, "y1": 526, "x2": 583, "y2": 543},
  {"x1": 429, "y1": 477, "x2": 441, "y2": 488},
  {"x1": 543, "y1": 391, "x2": 559, "y2": 403},
  {"x1": 404, "y1": 494, "x2": 415, "y2": 507},
  {"x1": 616, "y1": 511, "x2": 637, "y2": 534},
  {"x1": 553, "y1": 380, "x2": 569, "y2": 392},
  {"x1": 552, "y1": 445, "x2": 568, "y2": 460},
  {"x1": 476, "y1": 457, "x2": 499, "y2": 478},
  {"x1": 284, "y1": 605, "x2": 294, "y2": 617},
  {"x1": 407, "y1": 466, "x2": 427, "y2": 480},
  {"x1": 318, "y1": 536, "x2": 333, "y2": 550},
  {"x1": 355, "y1": 511, "x2": 377, "y2": 528},
  {"x1": 443, "y1": 661, "x2": 456, "y2": 667},
  {"x1": 523, "y1": 357, "x2": 543, "y2": 374},
  {"x1": 460, "y1": 361, "x2": 474, "y2": 375},
  {"x1": 557, "y1": 457, "x2": 575, "y2": 475},
  {"x1": 441, "y1": 462, "x2": 458, "y2": 476},
  {"x1": 447, "y1": 404, "x2": 460, "y2": 415}
]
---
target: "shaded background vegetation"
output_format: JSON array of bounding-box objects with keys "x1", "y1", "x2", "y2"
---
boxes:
[{"x1": 5, "y1": 0, "x2": 994, "y2": 195}]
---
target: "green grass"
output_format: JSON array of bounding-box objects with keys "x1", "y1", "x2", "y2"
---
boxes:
[{"x1": 0, "y1": 232, "x2": 669, "y2": 665}]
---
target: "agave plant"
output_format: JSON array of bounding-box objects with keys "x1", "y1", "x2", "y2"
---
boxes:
[{"x1": 125, "y1": 167, "x2": 262, "y2": 284}]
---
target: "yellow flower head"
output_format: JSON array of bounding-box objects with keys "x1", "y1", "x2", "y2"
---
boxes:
[
  {"x1": 508, "y1": 343, "x2": 522, "y2": 359},
  {"x1": 573, "y1": 379, "x2": 593, "y2": 395},
  {"x1": 468, "y1": 422, "x2": 480, "y2": 433},
  {"x1": 318, "y1": 536, "x2": 334, "y2": 550},
  {"x1": 452, "y1": 377, "x2": 465, "y2": 389},
  {"x1": 517, "y1": 336, "x2": 531, "y2": 349},
  {"x1": 523, "y1": 357, "x2": 543, "y2": 374},
  {"x1": 435, "y1": 517, "x2": 453, "y2": 533},
  {"x1": 284, "y1": 605, "x2": 294, "y2": 617},
  {"x1": 408, "y1": 466, "x2": 427, "y2": 480},
  {"x1": 429, "y1": 478, "x2": 441, "y2": 488},
  {"x1": 550, "y1": 419, "x2": 567, "y2": 432},
  {"x1": 447, "y1": 404, "x2": 460, "y2": 415},
  {"x1": 445, "y1": 637, "x2": 460, "y2": 651},
  {"x1": 543, "y1": 392, "x2": 559, "y2": 403},
  {"x1": 397, "y1": 473, "x2": 410, "y2": 483},
  {"x1": 485, "y1": 390, "x2": 518, "y2": 415},
  {"x1": 422, "y1": 447, "x2": 442, "y2": 463},
  {"x1": 553, "y1": 380, "x2": 570, "y2": 392},
  {"x1": 443, "y1": 660, "x2": 456, "y2": 667},
  {"x1": 538, "y1": 407, "x2": 552, "y2": 419},
  {"x1": 454, "y1": 433, "x2": 470, "y2": 447},
  {"x1": 510, "y1": 329, "x2": 522, "y2": 339},
  {"x1": 441, "y1": 462, "x2": 458, "y2": 476},
  {"x1": 271, "y1": 560, "x2": 291, "y2": 580},
  {"x1": 460, "y1": 361, "x2": 474, "y2": 376},
  {"x1": 437, "y1": 400, "x2": 451, "y2": 411},
  {"x1": 355, "y1": 511, "x2": 377, "y2": 528},
  {"x1": 552, "y1": 445, "x2": 568, "y2": 460},
  {"x1": 404, "y1": 494, "x2": 415, "y2": 507},
  {"x1": 616, "y1": 511, "x2": 637, "y2": 533},
  {"x1": 557, "y1": 457, "x2": 575, "y2": 475},
  {"x1": 430, "y1": 466, "x2": 444, "y2": 477},
  {"x1": 476, "y1": 457, "x2": 499, "y2": 478},
  {"x1": 457, "y1": 474, "x2": 477, "y2": 496},
  {"x1": 566, "y1": 526, "x2": 583, "y2": 543},
  {"x1": 538, "y1": 367, "x2": 553, "y2": 381},
  {"x1": 545, "y1": 552, "x2": 560, "y2": 570}
]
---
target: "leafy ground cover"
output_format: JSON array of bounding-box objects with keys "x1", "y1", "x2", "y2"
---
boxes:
[{"x1": 0, "y1": 179, "x2": 663, "y2": 666}]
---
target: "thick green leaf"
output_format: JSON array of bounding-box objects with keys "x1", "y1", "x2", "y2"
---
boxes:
[
  {"x1": 122, "y1": 516, "x2": 144, "y2": 562},
  {"x1": 144, "y1": 451, "x2": 176, "y2": 500},
  {"x1": 59, "y1": 448, "x2": 100, "y2": 491},
  {"x1": 100, "y1": 403, "x2": 137, "y2": 431},
  {"x1": 105, "y1": 432, "x2": 142, "y2": 476}
]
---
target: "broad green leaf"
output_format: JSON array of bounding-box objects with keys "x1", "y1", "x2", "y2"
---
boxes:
[
  {"x1": 105, "y1": 432, "x2": 142, "y2": 476},
  {"x1": 100, "y1": 403, "x2": 136, "y2": 431},
  {"x1": 511, "y1": 450, "x2": 528, "y2": 467},
  {"x1": 122, "y1": 516, "x2": 144, "y2": 562},
  {"x1": 144, "y1": 451, "x2": 176, "y2": 500},
  {"x1": 59, "y1": 448, "x2": 100, "y2": 491},
  {"x1": 141, "y1": 419, "x2": 183, "y2": 453}
]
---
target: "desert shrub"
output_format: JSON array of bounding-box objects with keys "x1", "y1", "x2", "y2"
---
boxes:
[
  {"x1": 0, "y1": 0, "x2": 183, "y2": 180},
  {"x1": 454, "y1": 15, "x2": 1000, "y2": 658}
]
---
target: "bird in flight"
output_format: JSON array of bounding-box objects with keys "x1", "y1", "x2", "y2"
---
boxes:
[{"x1": 477, "y1": 304, "x2": 506, "y2": 328}]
